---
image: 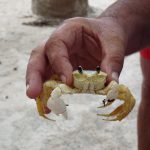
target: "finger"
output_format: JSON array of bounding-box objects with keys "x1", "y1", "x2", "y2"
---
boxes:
[
  {"x1": 26, "y1": 42, "x2": 47, "y2": 98},
  {"x1": 100, "y1": 33, "x2": 125, "y2": 82},
  {"x1": 45, "y1": 38, "x2": 73, "y2": 85},
  {"x1": 101, "y1": 54, "x2": 124, "y2": 82},
  {"x1": 26, "y1": 71, "x2": 43, "y2": 99}
]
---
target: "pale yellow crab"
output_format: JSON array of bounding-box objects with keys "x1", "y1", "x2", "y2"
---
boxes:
[{"x1": 36, "y1": 66, "x2": 135, "y2": 121}]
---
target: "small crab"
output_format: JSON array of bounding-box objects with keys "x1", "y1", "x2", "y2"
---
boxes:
[{"x1": 36, "y1": 66, "x2": 135, "y2": 121}]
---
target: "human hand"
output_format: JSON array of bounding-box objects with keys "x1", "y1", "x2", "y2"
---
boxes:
[{"x1": 26, "y1": 17, "x2": 126, "y2": 98}]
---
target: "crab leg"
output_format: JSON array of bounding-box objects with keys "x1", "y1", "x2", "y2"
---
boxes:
[
  {"x1": 97, "y1": 83, "x2": 136, "y2": 121},
  {"x1": 97, "y1": 104, "x2": 123, "y2": 117}
]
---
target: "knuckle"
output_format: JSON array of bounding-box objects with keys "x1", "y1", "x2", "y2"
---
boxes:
[
  {"x1": 45, "y1": 37, "x2": 60, "y2": 50},
  {"x1": 30, "y1": 48, "x2": 39, "y2": 58},
  {"x1": 27, "y1": 58, "x2": 35, "y2": 69},
  {"x1": 29, "y1": 49, "x2": 38, "y2": 63},
  {"x1": 49, "y1": 55, "x2": 61, "y2": 66},
  {"x1": 109, "y1": 54, "x2": 124, "y2": 71},
  {"x1": 27, "y1": 49, "x2": 42, "y2": 71},
  {"x1": 63, "y1": 17, "x2": 89, "y2": 29},
  {"x1": 26, "y1": 59, "x2": 36, "y2": 79},
  {"x1": 31, "y1": 48, "x2": 37, "y2": 54},
  {"x1": 109, "y1": 54, "x2": 124, "y2": 64},
  {"x1": 44, "y1": 38, "x2": 62, "y2": 58}
]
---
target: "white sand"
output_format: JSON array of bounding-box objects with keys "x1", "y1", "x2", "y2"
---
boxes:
[{"x1": 0, "y1": 0, "x2": 142, "y2": 149}]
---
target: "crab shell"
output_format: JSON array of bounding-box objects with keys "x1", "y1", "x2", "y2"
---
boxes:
[{"x1": 73, "y1": 70, "x2": 107, "y2": 92}]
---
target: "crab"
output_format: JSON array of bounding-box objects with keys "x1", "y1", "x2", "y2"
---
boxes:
[{"x1": 36, "y1": 66, "x2": 135, "y2": 121}]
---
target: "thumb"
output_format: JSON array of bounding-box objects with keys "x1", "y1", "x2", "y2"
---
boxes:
[
  {"x1": 98, "y1": 18, "x2": 126, "y2": 82},
  {"x1": 101, "y1": 54, "x2": 124, "y2": 82}
]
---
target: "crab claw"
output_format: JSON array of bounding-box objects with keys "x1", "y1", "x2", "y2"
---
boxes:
[
  {"x1": 47, "y1": 96, "x2": 68, "y2": 119},
  {"x1": 36, "y1": 97, "x2": 55, "y2": 121},
  {"x1": 35, "y1": 80, "x2": 58, "y2": 121},
  {"x1": 97, "y1": 84, "x2": 135, "y2": 121}
]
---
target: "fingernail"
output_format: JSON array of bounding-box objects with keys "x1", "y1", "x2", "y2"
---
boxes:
[
  {"x1": 26, "y1": 84, "x2": 29, "y2": 91},
  {"x1": 60, "y1": 75, "x2": 66, "y2": 83},
  {"x1": 112, "y1": 72, "x2": 119, "y2": 82}
]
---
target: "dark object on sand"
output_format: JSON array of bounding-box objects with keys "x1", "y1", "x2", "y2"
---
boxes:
[
  {"x1": 23, "y1": 0, "x2": 89, "y2": 26},
  {"x1": 32, "y1": 0, "x2": 89, "y2": 19}
]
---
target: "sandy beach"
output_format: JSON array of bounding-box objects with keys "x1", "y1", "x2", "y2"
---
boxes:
[{"x1": 0, "y1": 0, "x2": 142, "y2": 149}]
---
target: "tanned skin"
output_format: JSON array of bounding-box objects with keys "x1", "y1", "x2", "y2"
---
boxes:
[{"x1": 26, "y1": 0, "x2": 150, "y2": 149}]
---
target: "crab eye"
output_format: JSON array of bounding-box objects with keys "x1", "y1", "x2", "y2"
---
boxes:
[
  {"x1": 96, "y1": 66, "x2": 101, "y2": 73},
  {"x1": 78, "y1": 66, "x2": 83, "y2": 74}
]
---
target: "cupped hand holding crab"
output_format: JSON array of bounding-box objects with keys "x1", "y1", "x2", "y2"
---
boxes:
[
  {"x1": 26, "y1": 18, "x2": 126, "y2": 98},
  {"x1": 26, "y1": 17, "x2": 135, "y2": 121}
]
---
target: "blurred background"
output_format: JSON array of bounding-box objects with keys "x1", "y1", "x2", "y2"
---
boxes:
[{"x1": 0, "y1": 0, "x2": 142, "y2": 149}]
